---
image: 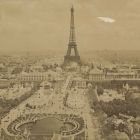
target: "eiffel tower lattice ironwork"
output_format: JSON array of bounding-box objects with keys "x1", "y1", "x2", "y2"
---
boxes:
[{"x1": 64, "y1": 6, "x2": 81, "y2": 65}]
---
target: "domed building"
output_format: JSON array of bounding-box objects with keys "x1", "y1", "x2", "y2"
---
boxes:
[{"x1": 88, "y1": 66, "x2": 105, "y2": 81}]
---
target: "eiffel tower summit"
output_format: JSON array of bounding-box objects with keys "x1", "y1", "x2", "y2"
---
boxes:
[{"x1": 64, "y1": 6, "x2": 81, "y2": 66}]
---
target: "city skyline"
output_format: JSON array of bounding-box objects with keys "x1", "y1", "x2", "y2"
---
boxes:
[
  {"x1": 0, "y1": 0, "x2": 140, "y2": 52},
  {"x1": 0, "y1": 1, "x2": 140, "y2": 140}
]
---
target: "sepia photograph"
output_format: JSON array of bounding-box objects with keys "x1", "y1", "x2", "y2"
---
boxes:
[{"x1": 0, "y1": 0, "x2": 140, "y2": 140}]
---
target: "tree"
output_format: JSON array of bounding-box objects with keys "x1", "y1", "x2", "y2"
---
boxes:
[
  {"x1": 97, "y1": 86, "x2": 104, "y2": 96},
  {"x1": 107, "y1": 130, "x2": 130, "y2": 140}
]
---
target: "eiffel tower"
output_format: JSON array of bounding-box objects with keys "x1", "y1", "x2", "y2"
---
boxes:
[{"x1": 64, "y1": 6, "x2": 81, "y2": 65}]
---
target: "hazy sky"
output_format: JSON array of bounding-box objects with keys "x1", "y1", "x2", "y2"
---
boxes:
[{"x1": 0, "y1": 0, "x2": 140, "y2": 52}]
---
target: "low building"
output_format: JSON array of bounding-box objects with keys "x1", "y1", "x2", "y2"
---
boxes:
[
  {"x1": 105, "y1": 71, "x2": 136, "y2": 80},
  {"x1": 0, "y1": 79, "x2": 10, "y2": 88},
  {"x1": 18, "y1": 71, "x2": 60, "y2": 82},
  {"x1": 71, "y1": 77, "x2": 87, "y2": 88},
  {"x1": 88, "y1": 67, "x2": 105, "y2": 81},
  {"x1": 87, "y1": 67, "x2": 139, "y2": 81}
]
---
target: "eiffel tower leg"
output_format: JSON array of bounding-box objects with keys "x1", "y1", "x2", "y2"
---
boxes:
[{"x1": 74, "y1": 47, "x2": 79, "y2": 56}]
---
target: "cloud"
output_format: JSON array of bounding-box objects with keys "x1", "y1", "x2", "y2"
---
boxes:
[{"x1": 98, "y1": 17, "x2": 115, "y2": 23}]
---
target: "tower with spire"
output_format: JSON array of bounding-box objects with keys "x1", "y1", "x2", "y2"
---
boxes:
[{"x1": 64, "y1": 6, "x2": 81, "y2": 65}]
